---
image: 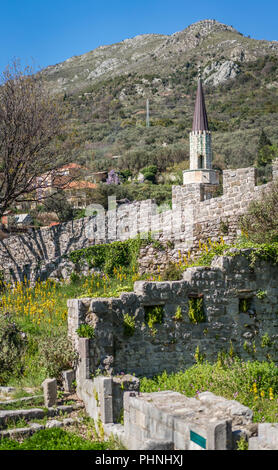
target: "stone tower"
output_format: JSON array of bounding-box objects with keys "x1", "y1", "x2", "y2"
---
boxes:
[{"x1": 183, "y1": 77, "x2": 219, "y2": 185}]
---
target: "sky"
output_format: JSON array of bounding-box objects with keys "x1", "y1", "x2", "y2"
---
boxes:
[{"x1": 0, "y1": 0, "x2": 277, "y2": 72}]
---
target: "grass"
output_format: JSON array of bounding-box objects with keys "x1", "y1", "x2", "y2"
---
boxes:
[
  {"x1": 0, "y1": 267, "x2": 151, "y2": 335},
  {"x1": 140, "y1": 356, "x2": 278, "y2": 423},
  {"x1": 0, "y1": 428, "x2": 111, "y2": 450},
  {"x1": 0, "y1": 266, "x2": 160, "y2": 388},
  {"x1": 0, "y1": 396, "x2": 44, "y2": 411},
  {"x1": 1, "y1": 237, "x2": 278, "y2": 425}
]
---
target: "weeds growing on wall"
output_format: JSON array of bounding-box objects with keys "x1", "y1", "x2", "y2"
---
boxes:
[
  {"x1": 68, "y1": 236, "x2": 147, "y2": 275},
  {"x1": 240, "y1": 179, "x2": 278, "y2": 244},
  {"x1": 239, "y1": 298, "x2": 252, "y2": 313},
  {"x1": 173, "y1": 236, "x2": 278, "y2": 274},
  {"x1": 123, "y1": 313, "x2": 136, "y2": 337},
  {"x1": 144, "y1": 305, "x2": 164, "y2": 330},
  {"x1": 76, "y1": 324, "x2": 95, "y2": 338},
  {"x1": 188, "y1": 297, "x2": 206, "y2": 324}
]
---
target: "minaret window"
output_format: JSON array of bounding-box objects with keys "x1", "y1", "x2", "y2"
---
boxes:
[{"x1": 198, "y1": 155, "x2": 204, "y2": 169}]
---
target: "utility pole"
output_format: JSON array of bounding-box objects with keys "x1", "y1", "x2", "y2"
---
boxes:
[{"x1": 146, "y1": 99, "x2": 150, "y2": 128}]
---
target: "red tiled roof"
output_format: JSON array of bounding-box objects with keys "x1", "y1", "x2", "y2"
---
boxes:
[
  {"x1": 58, "y1": 163, "x2": 84, "y2": 170},
  {"x1": 63, "y1": 180, "x2": 97, "y2": 190}
]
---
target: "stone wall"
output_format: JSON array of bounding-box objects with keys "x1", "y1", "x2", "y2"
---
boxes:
[
  {"x1": 67, "y1": 252, "x2": 278, "y2": 378},
  {"x1": 123, "y1": 390, "x2": 252, "y2": 450},
  {"x1": 1, "y1": 160, "x2": 278, "y2": 283}
]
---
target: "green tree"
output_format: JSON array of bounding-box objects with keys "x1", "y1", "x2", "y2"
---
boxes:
[
  {"x1": 43, "y1": 190, "x2": 74, "y2": 222},
  {"x1": 141, "y1": 165, "x2": 158, "y2": 183},
  {"x1": 256, "y1": 130, "x2": 277, "y2": 167}
]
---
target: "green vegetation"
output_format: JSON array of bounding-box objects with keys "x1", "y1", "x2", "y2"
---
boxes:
[
  {"x1": 76, "y1": 324, "x2": 95, "y2": 338},
  {"x1": 35, "y1": 22, "x2": 278, "y2": 214},
  {"x1": 0, "y1": 239, "x2": 161, "y2": 387},
  {"x1": 240, "y1": 179, "x2": 278, "y2": 244},
  {"x1": 179, "y1": 237, "x2": 278, "y2": 272},
  {"x1": 0, "y1": 313, "x2": 27, "y2": 385},
  {"x1": 1, "y1": 234, "x2": 278, "y2": 390},
  {"x1": 68, "y1": 237, "x2": 145, "y2": 275},
  {"x1": 0, "y1": 428, "x2": 110, "y2": 450},
  {"x1": 52, "y1": 52, "x2": 278, "y2": 194},
  {"x1": 144, "y1": 305, "x2": 164, "y2": 330},
  {"x1": 141, "y1": 165, "x2": 158, "y2": 183},
  {"x1": 173, "y1": 305, "x2": 183, "y2": 321},
  {"x1": 139, "y1": 356, "x2": 278, "y2": 423},
  {"x1": 239, "y1": 298, "x2": 252, "y2": 313},
  {"x1": 0, "y1": 396, "x2": 44, "y2": 411},
  {"x1": 123, "y1": 313, "x2": 136, "y2": 337},
  {"x1": 188, "y1": 297, "x2": 206, "y2": 324}
]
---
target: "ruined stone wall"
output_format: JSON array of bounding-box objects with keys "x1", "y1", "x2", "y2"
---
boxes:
[
  {"x1": 1, "y1": 161, "x2": 278, "y2": 283},
  {"x1": 67, "y1": 253, "x2": 278, "y2": 378}
]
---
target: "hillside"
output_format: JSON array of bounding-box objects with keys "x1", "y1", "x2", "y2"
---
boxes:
[{"x1": 39, "y1": 19, "x2": 278, "y2": 203}]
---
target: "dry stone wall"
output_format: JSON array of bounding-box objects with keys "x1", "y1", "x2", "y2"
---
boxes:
[
  {"x1": 68, "y1": 252, "x2": 278, "y2": 378},
  {"x1": 1, "y1": 161, "x2": 278, "y2": 283}
]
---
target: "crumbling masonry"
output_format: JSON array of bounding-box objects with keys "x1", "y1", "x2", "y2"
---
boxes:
[{"x1": 67, "y1": 252, "x2": 278, "y2": 449}]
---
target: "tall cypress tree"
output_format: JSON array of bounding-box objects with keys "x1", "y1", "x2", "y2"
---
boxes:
[{"x1": 257, "y1": 129, "x2": 275, "y2": 167}]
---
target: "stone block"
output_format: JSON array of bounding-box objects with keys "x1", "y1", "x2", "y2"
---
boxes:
[
  {"x1": 79, "y1": 337, "x2": 90, "y2": 359},
  {"x1": 45, "y1": 419, "x2": 63, "y2": 429},
  {"x1": 42, "y1": 378, "x2": 57, "y2": 407},
  {"x1": 62, "y1": 369, "x2": 75, "y2": 393},
  {"x1": 207, "y1": 420, "x2": 232, "y2": 450},
  {"x1": 257, "y1": 423, "x2": 278, "y2": 448},
  {"x1": 139, "y1": 439, "x2": 174, "y2": 450},
  {"x1": 248, "y1": 436, "x2": 272, "y2": 450}
]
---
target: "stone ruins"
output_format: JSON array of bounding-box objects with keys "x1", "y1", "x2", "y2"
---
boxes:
[
  {"x1": 0, "y1": 77, "x2": 277, "y2": 284},
  {"x1": 1, "y1": 78, "x2": 278, "y2": 450},
  {"x1": 67, "y1": 251, "x2": 278, "y2": 450}
]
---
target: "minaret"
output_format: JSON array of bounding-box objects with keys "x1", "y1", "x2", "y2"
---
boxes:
[{"x1": 183, "y1": 75, "x2": 219, "y2": 185}]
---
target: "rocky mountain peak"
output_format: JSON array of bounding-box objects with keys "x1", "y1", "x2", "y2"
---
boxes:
[{"x1": 182, "y1": 19, "x2": 239, "y2": 37}]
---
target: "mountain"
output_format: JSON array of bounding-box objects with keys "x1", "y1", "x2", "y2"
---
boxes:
[
  {"x1": 39, "y1": 19, "x2": 278, "y2": 190},
  {"x1": 42, "y1": 20, "x2": 278, "y2": 93}
]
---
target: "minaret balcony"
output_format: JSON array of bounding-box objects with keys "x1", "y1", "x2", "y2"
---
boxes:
[{"x1": 183, "y1": 168, "x2": 219, "y2": 185}]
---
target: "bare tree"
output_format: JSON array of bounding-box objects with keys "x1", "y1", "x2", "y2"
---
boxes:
[{"x1": 0, "y1": 60, "x2": 78, "y2": 218}]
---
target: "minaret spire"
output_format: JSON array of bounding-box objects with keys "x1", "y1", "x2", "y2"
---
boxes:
[
  {"x1": 182, "y1": 72, "x2": 219, "y2": 187},
  {"x1": 192, "y1": 78, "x2": 209, "y2": 132}
]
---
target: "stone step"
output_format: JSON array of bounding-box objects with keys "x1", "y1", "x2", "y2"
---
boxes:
[
  {"x1": 0, "y1": 403, "x2": 84, "y2": 430},
  {"x1": 0, "y1": 395, "x2": 44, "y2": 408},
  {"x1": 0, "y1": 417, "x2": 83, "y2": 440}
]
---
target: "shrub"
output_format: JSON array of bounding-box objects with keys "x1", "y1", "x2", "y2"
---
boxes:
[
  {"x1": 141, "y1": 165, "x2": 158, "y2": 183},
  {"x1": 38, "y1": 332, "x2": 77, "y2": 381},
  {"x1": 240, "y1": 180, "x2": 278, "y2": 243},
  {"x1": 161, "y1": 262, "x2": 182, "y2": 281},
  {"x1": 139, "y1": 357, "x2": 278, "y2": 422},
  {"x1": 0, "y1": 314, "x2": 27, "y2": 385},
  {"x1": 69, "y1": 237, "x2": 143, "y2": 275}
]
